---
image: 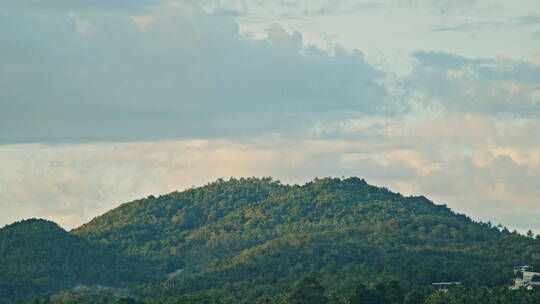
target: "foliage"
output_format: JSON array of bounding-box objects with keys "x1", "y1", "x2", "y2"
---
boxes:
[
  {"x1": 6, "y1": 177, "x2": 540, "y2": 303},
  {"x1": 23, "y1": 282, "x2": 540, "y2": 304},
  {"x1": 286, "y1": 277, "x2": 329, "y2": 304},
  {"x1": 74, "y1": 177, "x2": 459, "y2": 273},
  {"x1": 102, "y1": 178, "x2": 538, "y2": 301},
  {"x1": 0, "y1": 219, "x2": 163, "y2": 303}
]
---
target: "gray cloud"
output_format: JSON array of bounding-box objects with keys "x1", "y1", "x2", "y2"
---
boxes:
[
  {"x1": 0, "y1": 0, "x2": 164, "y2": 13},
  {"x1": 407, "y1": 51, "x2": 540, "y2": 117},
  {"x1": 0, "y1": 2, "x2": 387, "y2": 144},
  {"x1": 432, "y1": 14, "x2": 540, "y2": 33},
  {"x1": 199, "y1": 0, "x2": 488, "y2": 18},
  {"x1": 199, "y1": 0, "x2": 385, "y2": 17},
  {"x1": 401, "y1": 0, "x2": 479, "y2": 14},
  {"x1": 432, "y1": 21, "x2": 506, "y2": 32},
  {"x1": 518, "y1": 15, "x2": 540, "y2": 26}
]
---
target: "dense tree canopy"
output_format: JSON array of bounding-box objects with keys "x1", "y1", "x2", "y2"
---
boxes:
[
  {"x1": 0, "y1": 219, "x2": 163, "y2": 303},
  {"x1": 4, "y1": 177, "x2": 540, "y2": 303},
  {"x1": 24, "y1": 279, "x2": 540, "y2": 304}
]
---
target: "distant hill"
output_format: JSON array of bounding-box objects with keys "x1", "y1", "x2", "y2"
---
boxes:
[
  {"x1": 74, "y1": 178, "x2": 455, "y2": 271},
  {"x1": 0, "y1": 219, "x2": 162, "y2": 303},
  {"x1": 71, "y1": 177, "x2": 540, "y2": 301}
]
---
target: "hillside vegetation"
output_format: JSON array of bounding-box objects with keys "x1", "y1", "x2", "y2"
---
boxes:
[
  {"x1": 71, "y1": 177, "x2": 540, "y2": 301},
  {"x1": 0, "y1": 219, "x2": 163, "y2": 303},
  {"x1": 74, "y1": 178, "x2": 455, "y2": 271}
]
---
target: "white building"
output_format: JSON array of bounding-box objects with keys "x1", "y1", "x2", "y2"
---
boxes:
[
  {"x1": 432, "y1": 282, "x2": 461, "y2": 292},
  {"x1": 512, "y1": 266, "x2": 540, "y2": 290}
]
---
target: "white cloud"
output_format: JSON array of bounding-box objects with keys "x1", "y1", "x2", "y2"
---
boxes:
[
  {"x1": 69, "y1": 13, "x2": 98, "y2": 35},
  {"x1": 199, "y1": 0, "x2": 384, "y2": 17},
  {"x1": 131, "y1": 15, "x2": 162, "y2": 30},
  {"x1": 533, "y1": 53, "x2": 540, "y2": 66}
]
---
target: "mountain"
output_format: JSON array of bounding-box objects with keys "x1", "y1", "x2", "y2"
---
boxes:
[
  {"x1": 0, "y1": 219, "x2": 162, "y2": 303},
  {"x1": 71, "y1": 177, "x2": 540, "y2": 302},
  {"x1": 73, "y1": 177, "x2": 454, "y2": 271}
]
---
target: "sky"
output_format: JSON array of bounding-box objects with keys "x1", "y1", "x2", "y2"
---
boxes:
[{"x1": 1, "y1": 0, "x2": 540, "y2": 232}]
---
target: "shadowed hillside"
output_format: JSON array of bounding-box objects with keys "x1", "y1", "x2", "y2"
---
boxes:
[{"x1": 0, "y1": 219, "x2": 163, "y2": 303}]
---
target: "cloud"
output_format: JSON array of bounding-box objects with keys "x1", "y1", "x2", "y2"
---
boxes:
[
  {"x1": 402, "y1": 0, "x2": 479, "y2": 14},
  {"x1": 131, "y1": 15, "x2": 163, "y2": 30},
  {"x1": 68, "y1": 13, "x2": 98, "y2": 35},
  {"x1": 0, "y1": 2, "x2": 387, "y2": 144},
  {"x1": 432, "y1": 13, "x2": 540, "y2": 33},
  {"x1": 534, "y1": 53, "x2": 540, "y2": 66},
  {"x1": 2, "y1": 118, "x2": 540, "y2": 233},
  {"x1": 518, "y1": 15, "x2": 540, "y2": 26},
  {"x1": 432, "y1": 21, "x2": 506, "y2": 32},
  {"x1": 0, "y1": 0, "x2": 163, "y2": 13},
  {"x1": 198, "y1": 0, "x2": 496, "y2": 18},
  {"x1": 1, "y1": 0, "x2": 540, "y2": 237},
  {"x1": 198, "y1": 0, "x2": 385, "y2": 17},
  {"x1": 407, "y1": 51, "x2": 540, "y2": 117}
]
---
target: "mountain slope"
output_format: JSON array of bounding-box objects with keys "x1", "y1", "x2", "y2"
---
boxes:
[
  {"x1": 151, "y1": 219, "x2": 533, "y2": 301},
  {"x1": 73, "y1": 177, "x2": 457, "y2": 272},
  {"x1": 0, "y1": 219, "x2": 162, "y2": 303},
  {"x1": 71, "y1": 177, "x2": 540, "y2": 301}
]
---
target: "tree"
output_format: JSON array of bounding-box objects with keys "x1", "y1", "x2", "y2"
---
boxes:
[
  {"x1": 423, "y1": 293, "x2": 449, "y2": 304},
  {"x1": 373, "y1": 283, "x2": 388, "y2": 304},
  {"x1": 115, "y1": 298, "x2": 146, "y2": 304},
  {"x1": 286, "y1": 277, "x2": 329, "y2": 304},
  {"x1": 384, "y1": 280, "x2": 403, "y2": 304},
  {"x1": 349, "y1": 284, "x2": 384, "y2": 304},
  {"x1": 404, "y1": 289, "x2": 425, "y2": 304}
]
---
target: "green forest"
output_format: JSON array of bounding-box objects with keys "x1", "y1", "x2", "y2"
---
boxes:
[
  {"x1": 3, "y1": 177, "x2": 540, "y2": 303},
  {"x1": 18, "y1": 277, "x2": 540, "y2": 304}
]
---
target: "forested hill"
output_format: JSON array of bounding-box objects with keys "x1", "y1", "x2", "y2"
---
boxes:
[
  {"x1": 0, "y1": 219, "x2": 162, "y2": 303},
  {"x1": 71, "y1": 177, "x2": 540, "y2": 301},
  {"x1": 73, "y1": 177, "x2": 456, "y2": 268},
  {"x1": 4, "y1": 178, "x2": 539, "y2": 303}
]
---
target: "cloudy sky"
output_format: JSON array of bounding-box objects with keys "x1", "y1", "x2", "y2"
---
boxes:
[{"x1": 1, "y1": 0, "x2": 539, "y2": 232}]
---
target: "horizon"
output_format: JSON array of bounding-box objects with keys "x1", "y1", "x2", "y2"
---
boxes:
[{"x1": 0, "y1": 175, "x2": 532, "y2": 235}]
